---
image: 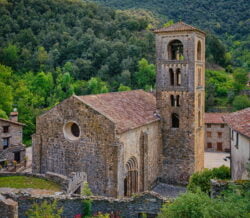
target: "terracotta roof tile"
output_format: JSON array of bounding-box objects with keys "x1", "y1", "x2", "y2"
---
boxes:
[
  {"x1": 205, "y1": 113, "x2": 229, "y2": 124},
  {"x1": 0, "y1": 118, "x2": 25, "y2": 126},
  {"x1": 76, "y1": 90, "x2": 159, "y2": 133},
  {"x1": 154, "y1": 21, "x2": 205, "y2": 35},
  {"x1": 223, "y1": 108, "x2": 250, "y2": 138}
]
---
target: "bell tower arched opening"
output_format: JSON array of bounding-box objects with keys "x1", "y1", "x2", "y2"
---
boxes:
[{"x1": 168, "y1": 40, "x2": 184, "y2": 60}]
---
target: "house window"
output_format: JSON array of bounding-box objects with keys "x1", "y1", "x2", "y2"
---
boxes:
[
  {"x1": 231, "y1": 129, "x2": 234, "y2": 140},
  {"x1": 217, "y1": 142, "x2": 223, "y2": 151},
  {"x1": 221, "y1": 124, "x2": 225, "y2": 128},
  {"x1": 3, "y1": 137, "x2": 9, "y2": 149},
  {"x1": 3, "y1": 126, "x2": 9, "y2": 133},
  {"x1": 218, "y1": 132, "x2": 222, "y2": 138},
  {"x1": 235, "y1": 132, "x2": 239, "y2": 149},
  {"x1": 207, "y1": 142, "x2": 212, "y2": 148},
  {"x1": 172, "y1": 113, "x2": 179, "y2": 128},
  {"x1": 207, "y1": 131, "x2": 211, "y2": 137},
  {"x1": 207, "y1": 124, "x2": 211, "y2": 128}
]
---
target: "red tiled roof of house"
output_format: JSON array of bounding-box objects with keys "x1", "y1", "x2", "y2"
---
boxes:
[
  {"x1": 223, "y1": 108, "x2": 250, "y2": 138},
  {"x1": 205, "y1": 113, "x2": 229, "y2": 124},
  {"x1": 0, "y1": 118, "x2": 25, "y2": 126},
  {"x1": 154, "y1": 21, "x2": 206, "y2": 35},
  {"x1": 76, "y1": 90, "x2": 159, "y2": 133}
]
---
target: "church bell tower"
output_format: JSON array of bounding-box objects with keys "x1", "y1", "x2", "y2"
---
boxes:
[{"x1": 154, "y1": 22, "x2": 205, "y2": 184}]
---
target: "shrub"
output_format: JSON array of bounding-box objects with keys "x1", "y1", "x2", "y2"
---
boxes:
[
  {"x1": 26, "y1": 200, "x2": 63, "y2": 218},
  {"x1": 157, "y1": 187, "x2": 250, "y2": 218},
  {"x1": 157, "y1": 191, "x2": 212, "y2": 218},
  {"x1": 187, "y1": 166, "x2": 230, "y2": 194}
]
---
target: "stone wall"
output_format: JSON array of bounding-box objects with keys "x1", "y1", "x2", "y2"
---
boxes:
[
  {"x1": 0, "y1": 172, "x2": 87, "y2": 194},
  {"x1": 0, "y1": 195, "x2": 18, "y2": 218},
  {"x1": 205, "y1": 123, "x2": 230, "y2": 152},
  {"x1": 33, "y1": 96, "x2": 120, "y2": 197},
  {"x1": 0, "y1": 191, "x2": 167, "y2": 218},
  {"x1": 0, "y1": 120, "x2": 23, "y2": 151},
  {"x1": 117, "y1": 121, "x2": 161, "y2": 196}
]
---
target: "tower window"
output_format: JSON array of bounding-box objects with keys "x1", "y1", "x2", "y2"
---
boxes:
[
  {"x1": 176, "y1": 68, "x2": 181, "y2": 86},
  {"x1": 197, "y1": 41, "x2": 201, "y2": 61},
  {"x1": 198, "y1": 94, "x2": 201, "y2": 108},
  {"x1": 168, "y1": 40, "x2": 184, "y2": 60},
  {"x1": 170, "y1": 95, "x2": 175, "y2": 106},
  {"x1": 176, "y1": 95, "x2": 180, "y2": 107},
  {"x1": 169, "y1": 68, "x2": 174, "y2": 86},
  {"x1": 198, "y1": 68, "x2": 202, "y2": 86},
  {"x1": 172, "y1": 113, "x2": 179, "y2": 128}
]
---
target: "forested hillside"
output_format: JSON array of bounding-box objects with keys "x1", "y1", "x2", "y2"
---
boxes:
[
  {"x1": 93, "y1": 0, "x2": 250, "y2": 70},
  {"x1": 0, "y1": 0, "x2": 249, "y2": 145}
]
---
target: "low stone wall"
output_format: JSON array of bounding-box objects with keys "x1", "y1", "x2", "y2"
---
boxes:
[
  {"x1": 0, "y1": 191, "x2": 167, "y2": 218},
  {"x1": 0, "y1": 195, "x2": 18, "y2": 218},
  {"x1": 0, "y1": 171, "x2": 87, "y2": 194},
  {"x1": 210, "y1": 179, "x2": 229, "y2": 198}
]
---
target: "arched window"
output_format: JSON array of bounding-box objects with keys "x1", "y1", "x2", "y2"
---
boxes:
[
  {"x1": 176, "y1": 68, "x2": 181, "y2": 86},
  {"x1": 172, "y1": 113, "x2": 179, "y2": 128},
  {"x1": 197, "y1": 41, "x2": 201, "y2": 61},
  {"x1": 124, "y1": 157, "x2": 138, "y2": 197},
  {"x1": 170, "y1": 95, "x2": 175, "y2": 106},
  {"x1": 176, "y1": 95, "x2": 180, "y2": 107},
  {"x1": 169, "y1": 68, "x2": 174, "y2": 86},
  {"x1": 168, "y1": 40, "x2": 184, "y2": 60}
]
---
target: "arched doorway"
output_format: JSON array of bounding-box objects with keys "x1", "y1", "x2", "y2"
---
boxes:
[{"x1": 124, "y1": 157, "x2": 138, "y2": 197}]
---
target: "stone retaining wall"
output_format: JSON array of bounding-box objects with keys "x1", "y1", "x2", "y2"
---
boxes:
[{"x1": 0, "y1": 191, "x2": 167, "y2": 218}]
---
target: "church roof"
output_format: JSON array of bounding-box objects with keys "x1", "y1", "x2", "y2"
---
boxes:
[
  {"x1": 223, "y1": 108, "x2": 250, "y2": 138},
  {"x1": 76, "y1": 90, "x2": 159, "y2": 133},
  {"x1": 154, "y1": 21, "x2": 206, "y2": 35}
]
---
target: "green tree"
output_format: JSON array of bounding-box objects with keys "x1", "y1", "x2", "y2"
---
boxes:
[
  {"x1": 1, "y1": 44, "x2": 19, "y2": 68},
  {"x1": 87, "y1": 77, "x2": 109, "y2": 94},
  {"x1": 118, "y1": 84, "x2": 131, "y2": 91},
  {"x1": 135, "y1": 58, "x2": 155, "y2": 89},
  {"x1": 232, "y1": 95, "x2": 250, "y2": 111}
]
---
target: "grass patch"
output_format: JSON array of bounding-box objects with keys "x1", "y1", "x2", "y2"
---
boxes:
[{"x1": 0, "y1": 176, "x2": 61, "y2": 191}]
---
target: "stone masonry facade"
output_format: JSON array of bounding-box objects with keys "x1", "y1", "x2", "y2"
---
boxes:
[
  {"x1": 205, "y1": 113, "x2": 230, "y2": 152},
  {"x1": 33, "y1": 22, "x2": 205, "y2": 198},
  {"x1": 0, "y1": 113, "x2": 25, "y2": 166},
  {"x1": 155, "y1": 22, "x2": 205, "y2": 184}
]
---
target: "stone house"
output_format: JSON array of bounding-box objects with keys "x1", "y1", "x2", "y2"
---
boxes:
[
  {"x1": 0, "y1": 112, "x2": 26, "y2": 167},
  {"x1": 223, "y1": 108, "x2": 250, "y2": 180},
  {"x1": 204, "y1": 113, "x2": 230, "y2": 152},
  {"x1": 33, "y1": 22, "x2": 205, "y2": 197}
]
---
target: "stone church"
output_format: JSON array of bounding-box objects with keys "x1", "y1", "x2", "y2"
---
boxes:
[{"x1": 32, "y1": 22, "x2": 205, "y2": 197}]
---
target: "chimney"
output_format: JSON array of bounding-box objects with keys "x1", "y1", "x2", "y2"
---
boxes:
[{"x1": 9, "y1": 111, "x2": 18, "y2": 122}]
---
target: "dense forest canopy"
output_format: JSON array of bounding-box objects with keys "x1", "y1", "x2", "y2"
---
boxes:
[
  {"x1": 92, "y1": 0, "x2": 250, "y2": 70},
  {"x1": 0, "y1": 0, "x2": 249, "y2": 144}
]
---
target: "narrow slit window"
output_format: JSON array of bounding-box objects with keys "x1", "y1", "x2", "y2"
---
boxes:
[
  {"x1": 176, "y1": 68, "x2": 181, "y2": 86},
  {"x1": 169, "y1": 68, "x2": 174, "y2": 86},
  {"x1": 176, "y1": 95, "x2": 180, "y2": 107},
  {"x1": 170, "y1": 95, "x2": 175, "y2": 107},
  {"x1": 172, "y1": 113, "x2": 179, "y2": 128}
]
